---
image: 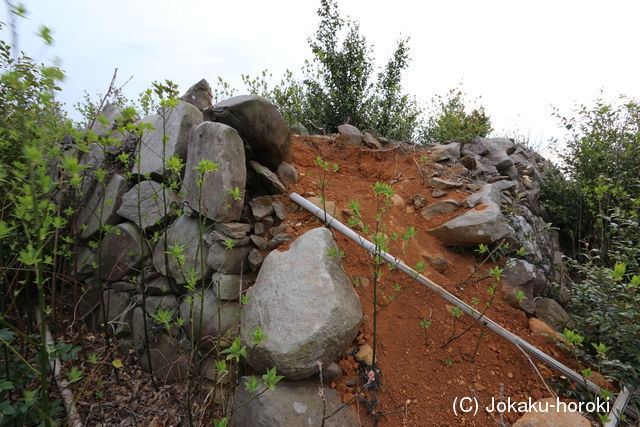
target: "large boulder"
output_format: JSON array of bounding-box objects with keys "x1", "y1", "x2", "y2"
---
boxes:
[
  {"x1": 96, "y1": 222, "x2": 146, "y2": 281},
  {"x1": 181, "y1": 122, "x2": 246, "y2": 221},
  {"x1": 153, "y1": 215, "x2": 212, "y2": 285},
  {"x1": 117, "y1": 180, "x2": 177, "y2": 229},
  {"x1": 136, "y1": 101, "x2": 203, "y2": 176},
  {"x1": 241, "y1": 227, "x2": 362, "y2": 380},
  {"x1": 89, "y1": 103, "x2": 123, "y2": 137},
  {"x1": 426, "y1": 203, "x2": 515, "y2": 247},
  {"x1": 204, "y1": 95, "x2": 291, "y2": 169},
  {"x1": 77, "y1": 173, "x2": 128, "y2": 239},
  {"x1": 232, "y1": 378, "x2": 359, "y2": 426},
  {"x1": 180, "y1": 78, "x2": 212, "y2": 111}
]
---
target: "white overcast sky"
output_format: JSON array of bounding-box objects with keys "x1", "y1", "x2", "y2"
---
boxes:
[{"x1": 2, "y1": 0, "x2": 639, "y2": 152}]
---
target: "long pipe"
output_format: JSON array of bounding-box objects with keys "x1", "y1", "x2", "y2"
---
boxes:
[
  {"x1": 291, "y1": 192, "x2": 638, "y2": 420},
  {"x1": 290, "y1": 194, "x2": 601, "y2": 388}
]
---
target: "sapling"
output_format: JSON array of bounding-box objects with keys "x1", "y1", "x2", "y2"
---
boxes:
[{"x1": 420, "y1": 318, "x2": 432, "y2": 346}]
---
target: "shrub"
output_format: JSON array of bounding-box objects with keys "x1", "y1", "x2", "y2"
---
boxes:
[
  {"x1": 238, "y1": 0, "x2": 421, "y2": 140},
  {"x1": 420, "y1": 87, "x2": 492, "y2": 144}
]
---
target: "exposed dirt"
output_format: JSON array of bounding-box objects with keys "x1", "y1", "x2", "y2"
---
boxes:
[{"x1": 277, "y1": 135, "x2": 578, "y2": 426}]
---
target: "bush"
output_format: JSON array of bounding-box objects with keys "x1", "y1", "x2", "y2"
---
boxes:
[
  {"x1": 237, "y1": 0, "x2": 422, "y2": 140},
  {"x1": 565, "y1": 209, "x2": 640, "y2": 389},
  {"x1": 420, "y1": 88, "x2": 492, "y2": 144}
]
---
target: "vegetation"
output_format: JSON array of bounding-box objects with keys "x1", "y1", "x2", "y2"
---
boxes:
[{"x1": 541, "y1": 97, "x2": 640, "y2": 390}]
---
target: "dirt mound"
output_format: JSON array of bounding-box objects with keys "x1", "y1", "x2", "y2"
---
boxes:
[{"x1": 277, "y1": 135, "x2": 574, "y2": 426}]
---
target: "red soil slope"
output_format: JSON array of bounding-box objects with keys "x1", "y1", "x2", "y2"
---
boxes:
[{"x1": 277, "y1": 135, "x2": 577, "y2": 426}]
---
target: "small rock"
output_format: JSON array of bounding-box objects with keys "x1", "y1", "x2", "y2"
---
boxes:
[
  {"x1": 512, "y1": 398, "x2": 590, "y2": 426},
  {"x1": 215, "y1": 222, "x2": 251, "y2": 239},
  {"x1": 420, "y1": 200, "x2": 460, "y2": 221},
  {"x1": 321, "y1": 362, "x2": 343, "y2": 383},
  {"x1": 362, "y1": 132, "x2": 382, "y2": 149},
  {"x1": 211, "y1": 273, "x2": 255, "y2": 301},
  {"x1": 431, "y1": 189, "x2": 448, "y2": 198},
  {"x1": 276, "y1": 161, "x2": 299, "y2": 186},
  {"x1": 391, "y1": 194, "x2": 405, "y2": 208},
  {"x1": 459, "y1": 156, "x2": 477, "y2": 170},
  {"x1": 529, "y1": 318, "x2": 565, "y2": 343},
  {"x1": 289, "y1": 122, "x2": 309, "y2": 135},
  {"x1": 423, "y1": 254, "x2": 449, "y2": 273},
  {"x1": 430, "y1": 177, "x2": 463, "y2": 190},
  {"x1": 249, "y1": 235, "x2": 268, "y2": 250},
  {"x1": 272, "y1": 201, "x2": 286, "y2": 222},
  {"x1": 355, "y1": 343, "x2": 374, "y2": 366},
  {"x1": 412, "y1": 194, "x2": 426, "y2": 209},
  {"x1": 266, "y1": 233, "x2": 293, "y2": 249},
  {"x1": 249, "y1": 160, "x2": 286, "y2": 195},
  {"x1": 249, "y1": 196, "x2": 274, "y2": 220},
  {"x1": 248, "y1": 249, "x2": 264, "y2": 273},
  {"x1": 180, "y1": 78, "x2": 212, "y2": 111},
  {"x1": 534, "y1": 298, "x2": 572, "y2": 332}
]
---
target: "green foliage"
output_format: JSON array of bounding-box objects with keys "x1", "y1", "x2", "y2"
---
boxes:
[
  {"x1": 565, "y1": 210, "x2": 640, "y2": 388},
  {"x1": 421, "y1": 87, "x2": 492, "y2": 144},
  {"x1": 238, "y1": 0, "x2": 421, "y2": 140}
]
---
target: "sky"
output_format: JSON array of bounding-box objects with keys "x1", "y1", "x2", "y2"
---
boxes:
[{"x1": 2, "y1": 0, "x2": 639, "y2": 155}]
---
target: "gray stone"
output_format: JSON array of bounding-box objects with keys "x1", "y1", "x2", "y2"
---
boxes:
[
  {"x1": 272, "y1": 202, "x2": 286, "y2": 222},
  {"x1": 534, "y1": 298, "x2": 571, "y2": 332},
  {"x1": 362, "y1": 132, "x2": 382, "y2": 149},
  {"x1": 100, "y1": 290, "x2": 132, "y2": 338},
  {"x1": 207, "y1": 241, "x2": 251, "y2": 274},
  {"x1": 249, "y1": 160, "x2": 286, "y2": 195},
  {"x1": 89, "y1": 103, "x2": 125, "y2": 137},
  {"x1": 153, "y1": 215, "x2": 212, "y2": 285},
  {"x1": 204, "y1": 95, "x2": 292, "y2": 169},
  {"x1": 248, "y1": 249, "x2": 264, "y2": 273},
  {"x1": 131, "y1": 295, "x2": 179, "y2": 350},
  {"x1": 78, "y1": 143, "x2": 106, "y2": 197},
  {"x1": 214, "y1": 222, "x2": 251, "y2": 239},
  {"x1": 337, "y1": 124, "x2": 363, "y2": 147},
  {"x1": 139, "y1": 333, "x2": 189, "y2": 382},
  {"x1": 459, "y1": 155, "x2": 477, "y2": 170},
  {"x1": 420, "y1": 200, "x2": 461, "y2": 221},
  {"x1": 430, "y1": 143, "x2": 461, "y2": 162},
  {"x1": 249, "y1": 196, "x2": 274, "y2": 220},
  {"x1": 502, "y1": 258, "x2": 548, "y2": 296},
  {"x1": 77, "y1": 174, "x2": 127, "y2": 239},
  {"x1": 267, "y1": 233, "x2": 293, "y2": 249},
  {"x1": 462, "y1": 138, "x2": 489, "y2": 156},
  {"x1": 206, "y1": 230, "x2": 251, "y2": 247},
  {"x1": 232, "y1": 378, "x2": 359, "y2": 427},
  {"x1": 321, "y1": 362, "x2": 343, "y2": 383},
  {"x1": 97, "y1": 222, "x2": 147, "y2": 281},
  {"x1": 179, "y1": 289, "x2": 240, "y2": 346},
  {"x1": 424, "y1": 254, "x2": 449, "y2": 273},
  {"x1": 144, "y1": 276, "x2": 173, "y2": 295},
  {"x1": 111, "y1": 281, "x2": 135, "y2": 292},
  {"x1": 136, "y1": 101, "x2": 203, "y2": 176},
  {"x1": 181, "y1": 121, "x2": 246, "y2": 221},
  {"x1": 74, "y1": 246, "x2": 96, "y2": 277},
  {"x1": 431, "y1": 189, "x2": 447, "y2": 198},
  {"x1": 180, "y1": 78, "x2": 212, "y2": 111},
  {"x1": 412, "y1": 194, "x2": 426, "y2": 209},
  {"x1": 211, "y1": 273, "x2": 255, "y2": 301},
  {"x1": 250, "y1": 235, "x2": 268, "y2": 250},
  {"x1": 289, "y1": 122, "x2": 309, "y2": 135},
  {"x1": 427, "y1": 203, "x2": 516, "y2": 247},
  {"x1": 276, "y1": 161, "x2": 298, "y2": 186},
  {"x1": 430, "y1": 177, "x2": 463, "y2": 190},
  {"x1": 117, "y1": 180, "x2": 177, "y2": 230},
  {"x1": 241, "y1": 228, "x2": 362, "y2": 380}
]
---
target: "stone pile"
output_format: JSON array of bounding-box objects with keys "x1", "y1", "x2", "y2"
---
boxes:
[{"x1": 72, "y1": 80, "x2": 361, "y2": 424}]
